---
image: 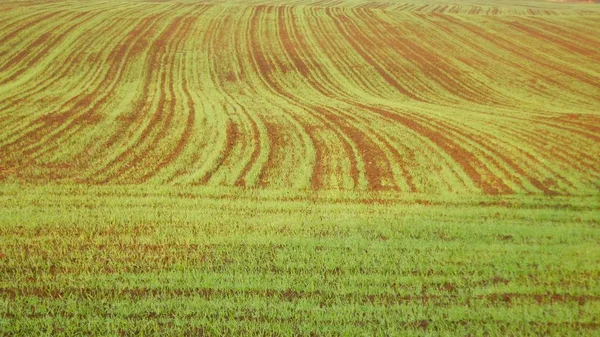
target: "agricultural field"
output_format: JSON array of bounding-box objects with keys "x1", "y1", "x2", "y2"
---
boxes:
[{"x1": 0, "y1": 0, "x2": 599, "y2": 335}]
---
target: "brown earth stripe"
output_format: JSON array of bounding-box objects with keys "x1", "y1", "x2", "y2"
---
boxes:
[
  {"x1": 197, "y1": 119, "x2": 238, "y2": 185},
  {"x1": 211, "y1": 8, "x2": 265, "y2": 188},
  {"x1": 86, "y1": 9, "x2": 189, "y2": 183},
  {"x1": 1, "y1": 311, "x2": 596, "y2": 331},
  {"x1": 360, "y1": 104, "x2": 512, "y2": 194},
  {"x1": 107, "y1": 18, "x2": 184, "y2": 182},
  {"x1": 0, "y1": 10, "x2": 64, "y2": 46},
  {"x1": 246, "y1": 6, "x2": 337, "y2": 189},
  {"x1": 528, "y1": 16, "x2": 600, "y2": 50},
  {"x1": 280, "y1": 7, "x2": 409, "y2": 190},
  {"x1": 326, "y1": 8, "x2": 422, "y2": 101},
  {"x1": 506, "y1": 19, "x2": 600, "y2": 59},
  {"x1": 358, "y1": 10, "x2": 495, "y2": 105},
  {"x1": 1, "y1": 10, "x2": 168, "y2": 155},
  {"x1": 429, "y1": 118, "x2": 560, "y2": 194},
  {"x1": 0, "y1": 13, "x2": 125, "y2": 113},
  {"x1": 439, "y1": 14, "x2": 599, "y2": 102},
  {"x1": 132, "y1": 12, "x2": 204, "y2": 182},
  {"x1": 0, "y1": 287, "x2": 598, "y2": 307},
  {"x1": 2, "y1": 13, "x2": 144, "y2": 165},
  {"x1": 0, "y1": 11, "x2": 95, "y2": 83},
  {"x1": 284, "y1": 7, "x2": 417, "y2": 191}
]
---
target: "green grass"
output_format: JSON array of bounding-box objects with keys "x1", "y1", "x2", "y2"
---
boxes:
[
  {"x1": 1, "y1": 185, "x2": 599, "y2": 336},
  {"x1": 1, "y1": 0, "x2": 600, "y2": 335}
]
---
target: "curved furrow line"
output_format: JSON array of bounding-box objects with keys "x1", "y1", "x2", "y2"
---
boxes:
[
  {"x1": 401, "y1": 19, "x2": 513, "y2": 105},
  {"x1": 357, "y1": 104, "x2": 513, "y2": 194},
  {"x1": 397, "y1": 112, "x2": 524, "y2": 193},
  {"x1": 230, "y1": 106, "x2": 266, "y2": 188},
  {"x1": 272, "y1": 6, "x2": 369, "y2": 190},
  {"x1": 0, "y1": 11, "x2": 133, "y2": 116},
  {"x1": 503, "y1": 107, "x2": 600, "y2": 145},
  {"x1": 224, "y1": 10, "x2": 272, "y2": 188},
  {"x1": 0, "y1": 7, "x2": 70, "y2": 51},
  {"x1": 325, "y1": 8, "x2": 430, "y2": 101},
  {"x1": 439, "y1": 103, "x2": 600, "y2": 161},
  {"x1": 2, "y1": 18, "x2": 144, "y2": 155},
  {"x1": 378, "y1": 12, "x2": 526, "y2": 107},
  {"x1": 321, "y1": 8, "x2": 442, "y2": 102},
  {"x1": 198, "y1": 7, "x2": 272, "y2": 187},
  {"x1": 166, "y1": 6, "x2": 253, "y2": 186},
  {"x1": 504, "y1": 19, "x2": 600, "y2": 62},
  {"x1": 492, "y1": 122, "x2": 600, "y2": 190},
  {"x1": 484, "y1": 110, "x2": 600, "y2": 170},
  {"x1": 301, "y1": 8, "x2": 473, "y2": 192},
  {"x1": 0, "y1": 9, "x2": 63, "y2": 46},
  {"x1": 0, "y1": 10, "x2": 125, "y2": 154},
  {"x1": 1, "y1": 10, "x2": 170, "y2": 159},
  {"x1": 485, "y1": 16, "x2": 600, "y2": 95},
  {"x1": 527, "y1": 16, "x2": 600, "y2": 52},
  {"x1": 551, "y1": 114, "x2": 600, "y2": 136},
  {"x1": 376, "y1": 11, "x2": 571, "y2": 109},
  {"x1": 298, "y1": 10, "x2": 425, "y2": 191},
  {"x1": 438, "y1": 15, "x2": 599, "y2": 105},
  {"x1": 255, "y1": 118, "x2": 296, "y2": 188},
  {"x1": 126, "y1": 12, "x2": 205, "y2": 183},
  {"x1": 485, "y1": 125, "x2": 600, "y2": 193},
  {"x1": 20, "y1": 17, "x2": 154, "y2": 174},
  {"x1": 229, "y1": 6, "x2": 329, "y2": 189},
  {"x1": 412, "y1": 105, "x2": 600, "y2": 193},
  {"x1": 48, "y1": 10, "x2": 181, "y2": 183},
  {"x1": 387, "y1": 107, "x2": 576, "y2": 192},
  {"x1": 194, "y1": 116, "x2": 239, "y2": 186},
  {"x1": 304, "y1": 10, "x2": 506, "y2": 192},
  {"x1": 243, "y1": 5, "x2": 318, "y2": 189},
  {"x1": 343, "y1": 10, "x2": 484, "y2": 107},
  {"x1": 0, "y1": 11, "x2": 96, "y2": 86},
  {"x1": 0, "y1": 6, "x2": 28, "y2": 31},
  {"x1": 322, "y1": 108, "x2": 403, "y2": 191},
  {"x1": 520, "y1": 121, "x2": 600, "y2": 181},
  {"x1": 92, "y1": 8, "x2": 198, "y2": 184},
  {"x1": 533, "y1": 117, "x2": 600, "y2": 143},
  {"x1": 399, "y1": 112, "x2": 533, "y2": 193},
  {"x1": 389, "y1": 104, "x2": 583, "y2": 194},
  {"x1": 353, "y1": 9, "x2": 495, "y2": 105},
  {"x1": 398, "y1": 15, "x2": 600, "y2": 137},
  {"x1": 281, "y1": 6, "x2": 419, "y2": 191},
  {"x1": 305, "y1": 8, "x2": 410, "y2": 100},
  {"x1": 413, "y1": 14, "x2": 569, "y2": 109},
  {"x1": 171, "y1": 3, "x2": 268, "y2": 186},
  {"x1": 131, "y1": 17, "x2": 199, "y2": 183},
  {"x1": 128, "y1": 16, "x2": 197, "y2": 182},
  {"x1": 0, "y1": 4, "x2": 145, "y2": 112},
  {"x1": 252, "y1": 5, "x2": 418, "y2": 190},
  {"x1": 180, "y1": 7, "x2": 267, "y2": 187},
  {"x1": 324, "y1": 7, "x2": 428, "y2": 102},
  {"x1": 269, "y1": 7, "x2": 330, "y2": 190},
  {"x1": 0, "y1": 2, "x2": 598, "y2": 193},
  {"x1": 416, "y1": 115, "x2": 562, "y2": 194},
  {"x1": 151, "y1": 4, "x2": 261, "y2": 186},
  {"x1": 447, "y1": 109, "x2": 600, "y2": 183}
]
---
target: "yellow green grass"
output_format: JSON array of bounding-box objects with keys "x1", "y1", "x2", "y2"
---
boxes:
[
  {"x1": 1, "y1": 185, "x2": 599, "y2": 336},
  {"x1": 1, "y1": 0, "x2": 600, "y2": 335},
  {"x1": 1, "y1": 0, "x2": 599, "y2": 191}
]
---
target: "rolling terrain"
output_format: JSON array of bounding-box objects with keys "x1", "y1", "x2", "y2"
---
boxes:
[
  {"x1": 1, "y1": 0, "x2": 599, "y2": 193},
  {"x1": 0, "y1": 0, "x2": 599, "y2": 335}
]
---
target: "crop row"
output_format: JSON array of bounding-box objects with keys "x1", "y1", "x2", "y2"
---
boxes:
[{"x1": 0, "y1": 1, "x2": 599, "y2": 194}]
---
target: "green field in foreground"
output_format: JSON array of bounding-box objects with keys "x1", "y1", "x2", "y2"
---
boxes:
[
  {"x1": 0, "y1": 185, "x2": 599, "y2": 336},
  {"x1": 1, "y1": 0, "x2": 600, "y2": 335}
]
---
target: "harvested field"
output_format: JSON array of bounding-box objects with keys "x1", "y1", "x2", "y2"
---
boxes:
[{"x1": 0, "y1": 0, "x2": 599, "y2": 336}]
